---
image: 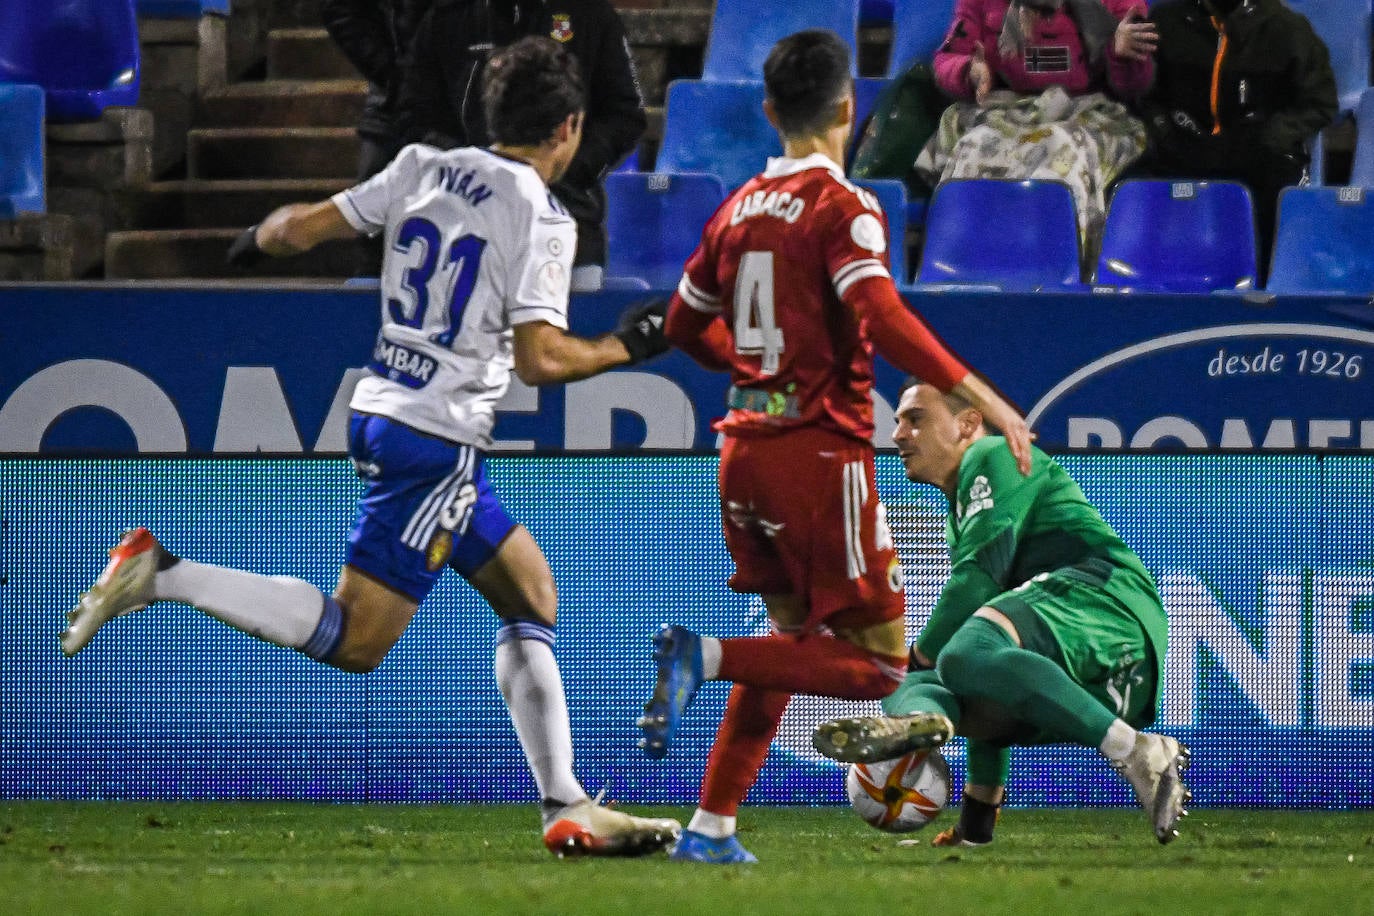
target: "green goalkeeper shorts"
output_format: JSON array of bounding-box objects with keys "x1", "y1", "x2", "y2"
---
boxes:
[{"x1": 989, "y1": 558, "x2": 1160, "y2": 729}]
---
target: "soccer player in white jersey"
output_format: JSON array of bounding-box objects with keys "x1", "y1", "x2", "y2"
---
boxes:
[{"x1": 62, "y1": 36, "x2": 679, "y2": 858}]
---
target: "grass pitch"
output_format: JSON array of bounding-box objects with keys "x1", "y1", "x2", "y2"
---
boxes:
[{"x1": 2, "y1": 803, "x2": 1371, "y2": 915}]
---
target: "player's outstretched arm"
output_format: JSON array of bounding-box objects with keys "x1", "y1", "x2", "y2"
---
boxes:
[
  {"x1": 853, "y1": 276, "x2": 1032, "y2": 474},
  {"x1": 512, "y1": 299, "x2": 668, "y2": 386},
  {"x1": 227, "y1": 200, "x2": 358, "y2": 267}
]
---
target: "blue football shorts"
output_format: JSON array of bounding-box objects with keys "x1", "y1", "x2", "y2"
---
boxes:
[{"x1": 345, "y1": 412, "x2": 516, "y2": 602}]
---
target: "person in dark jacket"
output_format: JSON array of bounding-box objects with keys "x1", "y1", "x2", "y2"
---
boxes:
[
  {"x1": 1139, "y1": 0, "x2": 1338, "y2": 271},
  {"x1": 398, "y1": 0, "x2": 647, "y2": 287},
  {"x1": 321, "y1": 0, "x2": 436, "y2": 181}
]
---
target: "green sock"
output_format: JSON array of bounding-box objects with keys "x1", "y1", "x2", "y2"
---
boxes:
[
  {"x1": 966, "y1": 739, "x2": 1010, "y2": 787},
  {"x1": 937, "y1": 618, "x2": 1115, "y2": 748},
  {"x1": 881, "y1": 666, "x2": 961, "y2": 723}
]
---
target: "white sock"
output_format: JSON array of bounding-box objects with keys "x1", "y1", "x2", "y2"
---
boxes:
[
  {"x1": 700, "y1": 635, "x2": 723, "y2": 680},
  {"x1": 494, "y1": 624, "x2": 587, "y2": 817},
  {"x1": 1099, "y1": 718, "x2": 1138, "y2": 762},
  {"x1": 156, "y1": 560, "x2": 328, "y2": 649},
  {"x1": 687, "y1": 808, "x2": 735, "y2": 839}
]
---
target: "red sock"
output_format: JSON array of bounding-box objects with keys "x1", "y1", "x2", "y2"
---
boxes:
[
  {"x1": 700, "y1": 684, "x2": 790, "y2": 816},
  {"x1": 717, "y1": 633, "x2": 906, "y2": 700}
]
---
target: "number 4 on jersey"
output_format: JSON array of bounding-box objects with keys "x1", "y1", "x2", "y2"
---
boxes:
[{"x1": 734, "y1": 251, "x2": 785, "y2": 376}]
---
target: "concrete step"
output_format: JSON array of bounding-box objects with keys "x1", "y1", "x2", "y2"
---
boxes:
[
  {"x1": 105, "y1": 227, "x2": 372, "y2": 280},
  {"x1": 268, "y1": 27, "x2": 358, "y2": 80},
  {"x1": 113, "y1": 178, "x2": 353, "y2": 230},
  {"x1": 197, "y1": 79, "x2": 367, "y2": 128},
  {"x1": 188, "y1": 127, "x2": 359, "y2": 179}
]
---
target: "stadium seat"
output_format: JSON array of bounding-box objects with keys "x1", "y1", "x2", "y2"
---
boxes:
[
  {"x1": 1284, "y1": 0, "x2": 1372, "y2": 112},
  {"x1": 887, "y1": 0, "x2": 958, "y2": 77},
  {"x1": 860, "y1": 0, "x2": 895, "y2": 27},
  {"x1": 1352, "y1": 87, "x2": 1374, "y2": 188},
  {"x1": 136, "y1": 0, "x2": 230, "y2": 15},
  {"x1": 1266, "y1": 186, "x2": 1374, "y2": 295},
  {"x1": 656, "y1": 80, "x2": 781, "y2": 192},
  {"x1": 1095, "y1": 180, "x2": 1258, "y2": 293},
  {"x1": 605, "y1": 172, "x2": 728, "y2": 290},
  {"x1": 851, "y1": 178, "x2": 911, "y2": 285},
  {"x1": 915, "y1": 179, "x2": 1081, "y2": 291},
  {"x1": 0, "y1": 83, "x2": 46, "y2": 218},
  {"x1": 702, "y1": 0, "x2": 860, "y2": 82},
  {"x1": 0, "y1": 0, "x2": 140, "y2": 123}
]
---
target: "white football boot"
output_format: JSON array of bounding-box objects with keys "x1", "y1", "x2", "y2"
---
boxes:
[
  {"x1": 811, "y1": 712, "x2": 955, "y2": 764},
  {"x1": 1110, "y1": 732, "x2": 1192, "y2": 844},
  {"x1": 542, "y1": 797, "x2": 681, "y2": 858},
  {"x1": 61, "y1": 528, "x2": 164, "y2": 657}
]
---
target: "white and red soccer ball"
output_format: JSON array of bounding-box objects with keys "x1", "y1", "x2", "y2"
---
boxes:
[{"x1": 846, "y1": 749, "x2": 952, "y2": 833}]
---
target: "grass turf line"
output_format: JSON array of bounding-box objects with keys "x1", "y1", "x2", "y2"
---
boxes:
[{"x1": 1, "y1": 803, "x2": 1372, "y2": 914}]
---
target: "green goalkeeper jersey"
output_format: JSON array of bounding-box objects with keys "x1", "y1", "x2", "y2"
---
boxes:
[{"x1": 915, "y1": 436, "x2": 1168, "y2": 700}]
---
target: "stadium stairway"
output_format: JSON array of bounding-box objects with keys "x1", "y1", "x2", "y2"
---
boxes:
[{"x1": 102, "y1": 0, "x2": 720, "y2": 280}]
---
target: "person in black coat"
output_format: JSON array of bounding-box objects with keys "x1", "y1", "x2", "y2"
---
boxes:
[
  {"x1": 1139, "y1": 0, "x2": 1338, "y2": 271},
  {"x1": 321, "y1": 0, "x2": 436, "y2": 181},
  {"x1": 398, "y1": 0, "x2": 647, "y2": 285}
]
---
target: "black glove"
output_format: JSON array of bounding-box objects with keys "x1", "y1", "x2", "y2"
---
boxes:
[
  {"x1": 613, "y1": 297, "x2": 670, "y2": 364},
  {"x1": 226, "y1": 225, "x2": 266, "y2": 268}
]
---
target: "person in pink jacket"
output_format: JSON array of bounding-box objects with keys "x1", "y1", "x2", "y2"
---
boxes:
[
  {"x1": 915, "y1": 0, "x2": 1159, "y2": 273},
  {"x1": 934, "y1": 0, "x2": 1156, "y2": 104}
]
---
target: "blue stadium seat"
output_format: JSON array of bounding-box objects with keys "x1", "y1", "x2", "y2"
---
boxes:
[
  {"x1": 136, "y1": 0, "x2": 230, "y2": 16},
  {"x1": 605, "y1": 172, "x2": 729, "y2": 290},
  {"x1": 860, "y1": 0, "x2": 895, "y2": 27},
  {"x1": 0, "y1": 83, "x2": 46, "y2": 217},
  {"x1": 1267, "y1": 186, "x2": 1374, "y2": 295},
  {"x1": 1096, "y1": 180, "x2": 1258, "y2": 293},
  {"x1": 851, "y1": 178, "x2": 911, "y2": 285},
  {"x1": 1285, "y1": 0, "x2": 1372, "y2": 112},
  {"x1": 1352, "y1": 87, "x2": 1374, "y2": 188},
  {"x1": 916, "y1": 179, "x2": 1081, "y2": 291},
  {"x1": 703, "y1": 0, "x2": 860, "y2": 82},
  {"x1": 0, "y1": 0, "x2": 140, "y2": 123},
  {"x1": 887, "y1": 0, "x2": 957, "y2": 76},
  {"x1": 656, "y1": 80, "x2": 781, "y2": 192}
]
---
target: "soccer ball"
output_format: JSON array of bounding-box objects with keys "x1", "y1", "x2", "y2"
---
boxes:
[{"x1": 846, "y1": 748, "x2": 951, "y2": 833}]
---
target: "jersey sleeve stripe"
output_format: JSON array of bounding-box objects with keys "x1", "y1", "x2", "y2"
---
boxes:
[
  {"x1": 833, "y1": 261, "x2": 891, "y2": 298},
  {"x1": 677, "y1": 275, "x2": 722, "y2": 314}
]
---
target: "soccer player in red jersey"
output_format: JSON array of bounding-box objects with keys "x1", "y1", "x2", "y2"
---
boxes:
[{"x1": 637, "y1": 28, "x2": 1034, "y2": 863}]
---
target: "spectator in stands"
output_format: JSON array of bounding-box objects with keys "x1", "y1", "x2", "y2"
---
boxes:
[
  {"x1": 1139, "y1": 0, "x2": 1338, "y2": 276},
  {"x1": 398, "y1": 0, "x2": 646, "y2": 292},
  {"x1": 321, "y1": 0, "x2": 435, "y2": 181},
  {"x1": 917, "y1": 0, "x2": 1157, "y2": 259}
]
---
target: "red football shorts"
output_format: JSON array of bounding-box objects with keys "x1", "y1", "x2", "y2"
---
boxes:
[{"x1": 718, "y1": 426, "x2": 905, "y2": 631}]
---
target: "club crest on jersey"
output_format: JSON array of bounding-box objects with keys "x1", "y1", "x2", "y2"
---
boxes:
[{"x1": 550, "y1": 14, "x2": 573, "y2": 42}]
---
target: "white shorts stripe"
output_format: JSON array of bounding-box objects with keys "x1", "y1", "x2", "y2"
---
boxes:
[
  {"x1": 402, "y1": 446, "x2": 476, "y2": 550},
  {"x1": 843, "y1": 460, "x2": 868, "y2": 580}
]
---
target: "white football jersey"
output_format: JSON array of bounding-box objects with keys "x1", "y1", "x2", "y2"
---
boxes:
[{"x1": 333, "y1": 143, "x2": 576, "y2": 448}]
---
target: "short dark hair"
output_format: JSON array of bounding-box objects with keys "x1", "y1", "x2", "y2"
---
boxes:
[
  {"x1": 900, "y1": 376, "x2": 981, "y2": 421},
  {"x1": 763, "y1": 29, "x2": 851, "y2": 137},
  {"x1": 482, "y1": 36, "x2": 585, "y2": 146}
]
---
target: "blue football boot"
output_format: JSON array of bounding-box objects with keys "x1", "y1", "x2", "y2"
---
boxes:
[
  {"x1": 637, "y1": 624, "x2": 704, "y2": 760},
  {"x1": 669, "y1": 829, "x2": 758, "y2": 864}
]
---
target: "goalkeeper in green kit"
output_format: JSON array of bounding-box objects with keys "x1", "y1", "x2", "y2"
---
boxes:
[{"x1": 811, "y1": 378, "x2": 1191, "y2": 846}]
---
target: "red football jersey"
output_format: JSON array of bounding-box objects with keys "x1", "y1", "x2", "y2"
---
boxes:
[{"x1": 676, "y1": 154, "x2": 903, "y2": 441}]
